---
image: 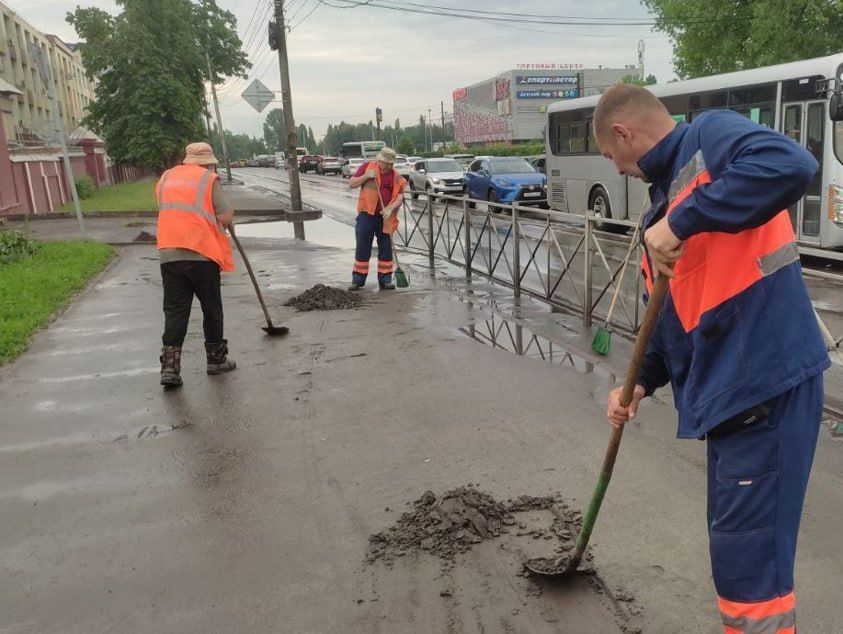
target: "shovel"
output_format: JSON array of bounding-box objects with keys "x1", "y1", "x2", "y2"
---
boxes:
[
  {"x1": 526, "y1": 270, "x2": 670, "y2": 577},
  {"x1": 228, "y1": 225, "x2": 289, "y2": 336}
]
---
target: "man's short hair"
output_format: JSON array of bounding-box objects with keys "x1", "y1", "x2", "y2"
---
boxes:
[{"x1": 593, "y1": 84, "x2": 668, "y2": 141}]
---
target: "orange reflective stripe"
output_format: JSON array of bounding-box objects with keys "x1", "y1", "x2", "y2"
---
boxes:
[
  {"x1": 353, "y1": 260, "x2": 369, "y2": 274},
  {"x1": 718, "y1": 593, "x2": 796, "y2": 633},
  {"x1": 377, "y1": 260, "x2": 393, "y2": 273},
  {"x1": 718, "y1": 593, "x2": 795, "y2": 621},
  {"x1": 640, "y1": 252, "x2": 654, "y2": 295}
]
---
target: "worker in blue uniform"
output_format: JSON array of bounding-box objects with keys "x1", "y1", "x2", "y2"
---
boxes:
[{"x1": 595, "y1": 84, "x2": 830, "y2": 634}]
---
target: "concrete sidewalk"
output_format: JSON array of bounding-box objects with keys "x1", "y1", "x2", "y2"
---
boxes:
[{"x1": 2, "y1": 232, "x2": 843, "y2": 633}]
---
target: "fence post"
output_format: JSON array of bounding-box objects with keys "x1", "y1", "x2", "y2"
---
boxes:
[
  {"x1": 512, "y1": 204, "x2": 521, "y2": 298},
  {"x1": 427, "y1": 195, "x2": 434, "y2": 261},
  {"x1": 463, "y1": 195, "x2": 472, "y2": 279},
  {"x1": 583, "y1": 210, "x2": 593, "y2": 328}
]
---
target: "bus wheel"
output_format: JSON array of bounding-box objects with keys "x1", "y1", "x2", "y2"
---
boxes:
[{"x1": 589, "y1": 187, "x2": 613, "y2": 230}]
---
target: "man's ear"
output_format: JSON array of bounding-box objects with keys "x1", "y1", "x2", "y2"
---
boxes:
[{"x1": 611, "y1": 122, "x2": 632, "y2": 146}]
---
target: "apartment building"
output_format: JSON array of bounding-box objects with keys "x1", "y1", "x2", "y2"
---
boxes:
[{"x1": 0, "y1": 2, "x2": 95, "y2": 145}]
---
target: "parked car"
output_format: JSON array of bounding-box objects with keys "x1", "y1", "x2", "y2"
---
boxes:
[
  {"x1": 342, "y1": 158, "x2": 366, "y2": 178},
  {"x1": 393, "y1": 154, "x2": 413, "y2": 178},
  {"x1": 316, "y1": 156, "x2": 342, "y2": 175},
  {"x1": 409, "y1": 158, "x2": 465, "y2": 199},
  {"x1": 530, "y1": 154, "x2": 546, "y2": 175},
  {"x1": 407, "y1": 156, "x2": 423, "y2": 167},
  {"x1": 445, "y1": 153, "x2": 475, "y2": 170},
  {"x1": 299, "y1": 155, "x2": 321, "y2": 173},
  {"x1": 464, "y1": 156, "x2": 547, "y2": 210}
]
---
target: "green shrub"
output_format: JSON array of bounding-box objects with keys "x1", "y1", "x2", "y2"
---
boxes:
[
  {"x1": 74, "y1": 175, "x2": 96, "y2": 200},
  {"x1": 0, "y1": 230, "x2": 40, "y2": 265}
]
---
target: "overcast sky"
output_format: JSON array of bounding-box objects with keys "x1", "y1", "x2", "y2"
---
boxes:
[{"x1": 10, "y1": 0, "x2": 677, "y2": 140}]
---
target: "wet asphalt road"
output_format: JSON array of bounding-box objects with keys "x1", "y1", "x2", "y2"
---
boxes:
[{"x1": 2, "y1": 179, "x2": 843, "y2": 631}]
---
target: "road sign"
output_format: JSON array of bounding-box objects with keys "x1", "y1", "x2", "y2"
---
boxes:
[{"x1": 242, "y1": 79, "x2": 275, "y2": 113}]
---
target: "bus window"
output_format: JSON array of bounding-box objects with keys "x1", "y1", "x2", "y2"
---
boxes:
[
  {"x1": 587, "y1": 118, "x2": 597, "y2": 153},
  {"x1": 803, "y1": 102, "x2": 825, "y2": 237},
  {"x1": 661, "y1": 94, "x2": 689, "y2": 121},
  {"x1": 728, "y1": 84, "x2": 776, "y2": 107},
  {"x1": 570, "y1": 122, "x2": 587, "y2": 153},
  {"x1": 689, "y1": 90, "x2": 727, "y2": 111},
  {"x1": 556, "y1": 124, "x2": 571, "y2": 156}
]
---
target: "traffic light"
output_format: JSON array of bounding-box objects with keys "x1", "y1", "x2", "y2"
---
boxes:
[
  {"x1": 268, "y1": 21, "x2": 279, "y2": 51},
  {"x1": 375, "y1": 107, "x2": 383, "y2": 123}
]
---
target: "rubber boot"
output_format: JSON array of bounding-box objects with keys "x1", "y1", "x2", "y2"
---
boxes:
[
  {"x1": 205, "y1": 340, "x2": 236, "y2": 375},
  {"x1": 160, "y1": 346, "x2": 183, "y2": 387}
]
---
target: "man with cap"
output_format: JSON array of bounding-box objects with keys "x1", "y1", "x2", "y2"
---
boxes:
[
  {"x1": 156, "y1": 142, "x2": 237, "y2": 388},
  {"x1": 347, "y1": 147, "x2": 406, "y2": 291}
]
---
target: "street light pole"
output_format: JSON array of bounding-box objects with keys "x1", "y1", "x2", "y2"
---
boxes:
[
  {"x1": 206, "y1": 50, "x2": 232, "y2": 183},
  {"x1": 274, "y1": 0, "x2": 305, "y2": 240}
]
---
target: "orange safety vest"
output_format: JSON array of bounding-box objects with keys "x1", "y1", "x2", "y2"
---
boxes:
[
  {"x1": 356, "y1": 161, "x2": 405, "y2": 234},
  {"x1": 156, "y1": 164, "x2": 234, "y2": 272},
  {"x1": 642, "y1": 149, "x2": 796, "y2": 333}
]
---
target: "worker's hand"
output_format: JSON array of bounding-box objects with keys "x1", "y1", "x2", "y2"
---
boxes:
[
  {"x1": 380, "y1": 204, "x2": 397, "y2": 218},
  {"x1": 365, "y1": 169, "x2": 377, "y2": 180},
  {"x1": 644, "y1": 216, "x2": 682, "y2": 279},
  {"x1": 606, "y1": 385, "x2": 646, "y2": 428}
]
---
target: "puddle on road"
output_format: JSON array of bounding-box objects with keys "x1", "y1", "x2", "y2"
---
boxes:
[
  {"x1": 235, "y1": 215, "x2": 355, "y2": 250},
  {"x1": 459, "y1": 314, "x2": 616, "y2": 383}
]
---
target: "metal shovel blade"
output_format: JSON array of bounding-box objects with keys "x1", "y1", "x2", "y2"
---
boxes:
[
  {"x1": 262, "y1": 325, "x2": 289, "y2": 336},
  {"x1": 524, "y1": 555, "x2": 578, "y2": 578}
]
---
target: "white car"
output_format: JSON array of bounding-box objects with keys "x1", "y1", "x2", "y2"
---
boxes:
[
  {"x1": 393, "y1": 155, "x2": 413, "y2": 178},
  {"x1": 409, "y1": 157, "x2": 466, "y2": 198},
  {"x1": 341, "y1": 158, "x2": 366, "y2": 178}
]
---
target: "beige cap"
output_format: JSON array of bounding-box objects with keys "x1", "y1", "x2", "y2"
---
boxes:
[
  {"x1": 183, "y1": 142, "x2": 218, "y2": 166},
  {"x1": 375, "y1": 147, "x2": 397, "y2": 164}
]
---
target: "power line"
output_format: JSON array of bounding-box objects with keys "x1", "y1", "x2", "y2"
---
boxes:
[
  {"x1": 317, "y1": 0, "x2": 751, "y2": 27},
  {"x1": 291, "y1": 1, "x2": 321, "y2": 29}
]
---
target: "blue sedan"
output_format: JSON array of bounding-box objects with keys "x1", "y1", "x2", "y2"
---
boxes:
[{"x1": 464, "y1": 157, "x2": 547, "y2": 210}]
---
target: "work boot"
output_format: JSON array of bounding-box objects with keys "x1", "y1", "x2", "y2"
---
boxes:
[
  {"x1": 379, "y1": 282, "x2": 396, "y2": 291},
  {"x1": 205, "y1": 340, "x2": 237, "y2": 375},
  {"x1": 160, "y1": 346, "x2": 183, "y2": 387},
  {"x1": 348, "y1": 283, "x2": 363, "y2": 291}
]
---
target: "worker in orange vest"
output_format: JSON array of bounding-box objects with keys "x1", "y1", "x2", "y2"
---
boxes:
[
  {"x1": 598, "y1": 85, "x2": 828, "y2": 633},
  {"x1": 156, "y1": 142, "x2": 237, "y2": 388},
  {"x1": 347, "y1": 147, "x2": 406, "y2": 291}
]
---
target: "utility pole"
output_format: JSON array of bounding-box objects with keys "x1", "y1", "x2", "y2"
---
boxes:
[
  {"x1": 206, "y1": 51, "x2": 232, "y2": 183},
  {"x1": 273, "y1": 0, "x2": 305, "y2": 240},
  {"x1": 428, "y1": 108, "x2": 433, "y2": 153},
  {"x1": 28, "y1": 43, "x2": 85, "y2": 238},
  {"x1": 440, "y1": 101, "x2": 446, "y2": 153},
  {"x1": 375, "y1": 107, "x2": 382, "y2": 141}
]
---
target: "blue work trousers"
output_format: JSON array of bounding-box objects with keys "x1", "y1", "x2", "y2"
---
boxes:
[
  {"x1": 352, "y1": 212, "x2": 393, "y2": 286},
  {"x1": 707, "y1": 374, "x2": 823, "y2": 631}
]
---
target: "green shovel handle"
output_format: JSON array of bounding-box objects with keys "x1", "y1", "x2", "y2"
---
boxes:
[{"x1": 567, "y1": 272, "x2": 670, "y2": 571}]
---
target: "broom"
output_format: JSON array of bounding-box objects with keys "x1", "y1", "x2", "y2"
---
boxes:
[{"x1": 591, "y1": 198, "x2": 646, "y2": 356}]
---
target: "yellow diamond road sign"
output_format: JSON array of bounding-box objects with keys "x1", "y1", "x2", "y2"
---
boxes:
[{"x1": 242, "y1": 79, "x2": 275, "y2": 113}]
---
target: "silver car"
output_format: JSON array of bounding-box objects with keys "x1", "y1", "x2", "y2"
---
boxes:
[
  {"x1": 341, "y1": 158, "x2": 366, "y2": 178},
  {"x1": 409, "y1": 158, "x2": 466, "y2": 199},
  {"x1": 393, "y1": 154, "x2": 413, "y2": 178}
]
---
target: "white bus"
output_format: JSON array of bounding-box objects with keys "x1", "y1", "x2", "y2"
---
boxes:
[
  {"x1": 545, "y1": 53, "x2": 843, "y2": 250},
  {"x1": 341, "y1": 140, "x2": 386, "y2": 160}
]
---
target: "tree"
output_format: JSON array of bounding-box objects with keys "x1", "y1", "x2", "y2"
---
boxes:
[
  {"x1": 397, "y1": 138, "x2": 414, "y2": 155},
  {"x1": 621, "y1": 73, "x2": 658, "y2": 86},
  {"x1": 263, "y1": 108, "x2": 284, "y2": 151},
  {"x1": 643, "y1": 0, "x2": 843, "y2": 77},
  {"x1": 67, "y1": 0, "x2": 249, "y2": 171}
]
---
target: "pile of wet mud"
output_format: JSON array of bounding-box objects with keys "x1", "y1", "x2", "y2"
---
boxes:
[
  {"x1": 285, "y1": 284, "x2": 364, "y2": 311},
  {"x1": 133, "y1": 230, "x2": 156, "y2": 243},
  {"x1": 367, "y1": 486, "x2": 582, "y2": 563}
]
